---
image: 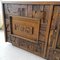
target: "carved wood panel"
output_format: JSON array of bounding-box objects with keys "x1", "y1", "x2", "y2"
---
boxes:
[
  {"x1": 3, "y1": 3, "x2": 53, "y2": 58},
  {"x1": 3, "y1": 2, "x2": 60, "y2": 59},
  {"x1": 10, "y1": 35, "x2": 45, "y2": 57},
  {"x1": 48, "y1": 6, "x2": 60, "y2": 49},
  {"x1": 47, "y1": 6, "x2": 60, "y2": 59},
  {"x1": 4, "y1": 4, "x2": 27, "y2": 16},
  {"x1": 47, "y1": 48, "x2": 60, "y2": 60},
  {"x1": 10, "y1": 16, "x2": 40, "y2": 43}
]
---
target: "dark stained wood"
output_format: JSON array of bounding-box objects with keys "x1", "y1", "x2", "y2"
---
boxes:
[
  {"x1": 47, "y1": 48, "x2": 60, "y2": 60},
  {"x1": 2, "y1": 2, "x2": 60, "y2": 59},
  {"x1": 44, "y1": 5, "x2": 54, "y2": 57}
]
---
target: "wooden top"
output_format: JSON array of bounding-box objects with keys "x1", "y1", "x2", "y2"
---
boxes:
[{"x1": 2, "y1": 1, "x2": 60, "y2": 5}]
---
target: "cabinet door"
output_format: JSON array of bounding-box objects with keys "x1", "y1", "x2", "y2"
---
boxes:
[
  {"x1": 48, "y1": 6, "x2": 60, "y2": 49},
  {"x1": 47, "y1": 6, "x2": 60, "y2": 58}
]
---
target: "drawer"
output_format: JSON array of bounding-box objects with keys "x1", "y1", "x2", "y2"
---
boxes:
[{"x1": 10, "y1": 16, "x2": 40, "y2": 43}]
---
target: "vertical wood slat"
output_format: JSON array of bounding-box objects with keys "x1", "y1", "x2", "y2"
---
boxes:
[
  {"x1": 48, "y1": 6, "x2": 59, "y2": 48},
  {"x1": 48, "y1": 6, "x2": 60, "y2": 49},
  {"x1": 52, "y1": 7, "x2": 60, "y2": 49},
  {"x1": 46, "y1": 6, "x2": 60, "y2": 58},
  {"x1": 27, "y1": 5, "x2": 32, "y2": 17},
  {"x1": 44, "y1": 5, "x2": 53, "y2": 57},
  {"x1": 52, "y1": 24, "x2": 60, "y2": 49}
]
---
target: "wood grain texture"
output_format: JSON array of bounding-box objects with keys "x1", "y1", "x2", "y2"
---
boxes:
[
  {"x1": 11, "y1": 16, "x2": 40, "y2": 43},
  {"x1": 2, "y1": 2, "x2": 60, "y2": 59}
]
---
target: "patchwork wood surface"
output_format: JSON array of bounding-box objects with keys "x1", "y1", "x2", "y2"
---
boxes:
[{"x1": 2, "y1": 2, "x2": 60, "y2": 59}]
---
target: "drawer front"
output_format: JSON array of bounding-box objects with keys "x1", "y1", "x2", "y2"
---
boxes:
[{"x1": 10, "y1": 16, "x2": 40, "y2": 43}]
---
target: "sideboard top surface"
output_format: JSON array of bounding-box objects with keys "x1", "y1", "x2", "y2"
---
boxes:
[{"x1": 2, "y1": 1, "x2": 60, "y2": 5}]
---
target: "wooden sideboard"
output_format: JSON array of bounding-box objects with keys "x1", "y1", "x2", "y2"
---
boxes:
[{"x1": 2, "y1": 2, "x2": 60, "y2": 59}]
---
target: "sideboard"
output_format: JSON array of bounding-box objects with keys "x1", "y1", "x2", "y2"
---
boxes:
[{"x1": 2, "y1": 2, "x2": 60, "y2": 59}]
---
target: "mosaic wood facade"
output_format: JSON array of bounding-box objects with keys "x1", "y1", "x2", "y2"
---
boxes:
[{"x1": 2, "y1": 2, "x2": 60, "y2": 59}]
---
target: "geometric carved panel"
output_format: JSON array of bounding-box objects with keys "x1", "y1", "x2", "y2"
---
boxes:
[{"x1": 10, "y1": 16, "x2": 40, "y2": 43}]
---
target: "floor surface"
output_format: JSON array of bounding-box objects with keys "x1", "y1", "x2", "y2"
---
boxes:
[{"x1": 0, "y1": 31, "x2": 46, "y2": 60}]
